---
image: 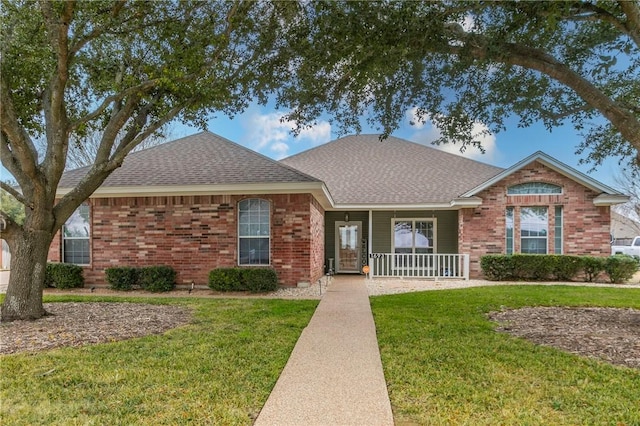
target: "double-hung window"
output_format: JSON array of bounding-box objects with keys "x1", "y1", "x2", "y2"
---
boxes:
[
  {"x1": 393, "y1": 219, "x2": 435, "y2": 254},
  {"x1": 63, "y1": 203, "x2": 90, "y2": 265},
  {"x1": 238, "y1": 199, "x2": 270, "y2": 265},
  {"x1": 520, "y1": 207, "x2": 548, "y2": 254}
]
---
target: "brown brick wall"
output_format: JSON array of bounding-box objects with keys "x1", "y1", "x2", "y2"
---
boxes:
[
  {"x1": 309, "y1": 197, "x2": 325, "y2": 283},
  {"x1": 459, "y1": 161, "x2": 611, "y2": 277},
  {"x1": 49, "y1": 193, "x2": 324, "y2": 287}
]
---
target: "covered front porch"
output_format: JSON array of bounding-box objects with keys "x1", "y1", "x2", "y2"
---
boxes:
[{"x1": 324, "y1": 210, "x2": 470, "y2": 280}]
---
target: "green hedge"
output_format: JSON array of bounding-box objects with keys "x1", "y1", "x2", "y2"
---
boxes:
[
  {"x1": 208, "y1": 268, "x2": 244, "y2": 291},
  {"x1": 138, "y1": 265, "x2": 176, "y2": 292},
  {"x1": 604, "y1": 255, "x2": 639, "y2": 283},
  {"x1": 105, "y1": 267, "x2": 139, "y2": 290},
  {"x1": 582, "y1": 256, "x2": 606, "y2": 282},
  {"x1": 480, "y1": 254, "x2": 638, "y2": 283},
  {"x1": 243, "y1": 268, "x2": 279, "y2": 292},
  {"x1": 209, "y1": 267, "x2": 278, "y2": 293},
  {"x1": 45, "y1": 263, "x2": 84, "y2": 289}
]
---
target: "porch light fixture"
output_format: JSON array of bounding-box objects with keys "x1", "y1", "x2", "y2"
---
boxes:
[{"x1": 344, "y1": 212, "x2": 349, "y2": 222}]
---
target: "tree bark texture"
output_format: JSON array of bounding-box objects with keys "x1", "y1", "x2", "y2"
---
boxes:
[{"x1": 1, "y1": 230, "x2": 54, "y2": 321}]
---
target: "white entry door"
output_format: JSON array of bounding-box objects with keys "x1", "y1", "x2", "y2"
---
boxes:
[{"x1": 335, "y1": 221, "x2": 361, "y2": 273}]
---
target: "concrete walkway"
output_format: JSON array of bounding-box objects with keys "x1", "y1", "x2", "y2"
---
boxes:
[{"x1": 254, "y1": 276, "x2": 394, "y2": 426}]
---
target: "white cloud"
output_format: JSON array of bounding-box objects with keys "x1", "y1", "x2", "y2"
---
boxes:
[
  {"x1": 298, "y1": 121, "x2": 332, "y2": 146},
  {"x1": 405, "y1": 108, "x2": 499, "y2": 162},
  {"x1": 461, "y1": 15, "x2": 475, "y2": 32},
  {"x1": 269, "y1": 141, "x2": 290, "y2": 160},
  {"x1": 244, "y1": 111, "x2": 332, "y2": 158},
  {"x1": 405, "y1": 107, "x2": 426, "y2": 129}
]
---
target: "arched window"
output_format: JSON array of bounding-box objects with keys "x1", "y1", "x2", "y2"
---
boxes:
[
  {"x1": 507, "y1": 182, "x2": 561, "y2": 195},
  {"x1": 238, "y1": 198, "x2": 270, "y2": 265}
]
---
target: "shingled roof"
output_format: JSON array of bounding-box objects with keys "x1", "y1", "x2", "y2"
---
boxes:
[
  {"x1": 59, "y1": 131, "x2": 321, "y2": 189},
  {"x1": 280, "y1": 134, "x2": 504, "y2": 205}
]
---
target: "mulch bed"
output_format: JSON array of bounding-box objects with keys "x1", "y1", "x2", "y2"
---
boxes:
[
  {"x1": 0, "y1": 302, "x2": 191, "y2": 355},
  {"x1": 490, "y1": 307, "x2": 640, "y2": 369},
  {"x1": 2, "y1": 302, "x2": 639, "y2": 371}
]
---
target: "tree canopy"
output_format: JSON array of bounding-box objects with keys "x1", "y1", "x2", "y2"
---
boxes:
[
  {"x1": 0, "y1": 0, "x2": 291, "y2": 320},
  {"x1": 270, "y1": 0, "x2": 640, "y2": 169}
]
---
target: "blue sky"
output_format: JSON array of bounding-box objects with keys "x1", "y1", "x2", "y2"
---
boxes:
[
  {"x1": 175, "y1": 102, "x2": 626, "y2": 189},
  {"x1": 0, "y1": 102, "x2": 626, "y2": 191}
]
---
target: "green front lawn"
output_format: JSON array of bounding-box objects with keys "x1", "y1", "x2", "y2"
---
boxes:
[
  {"x1": 371, "y1": 285, "x2": 640, "y2": 425},
  {"x1": 2, "y1": 286, "x2": 639, "y2": 425},
  {"x1": 0, "y1": 296, "x2": 318, "y2": 425}
]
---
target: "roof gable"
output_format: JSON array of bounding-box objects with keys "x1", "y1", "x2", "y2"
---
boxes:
[
  {"x1": 280, "y1": 134, "x2": 504, "y2": 206},
  {"x1": 460, "y1": 151, "x2": 624, "y2": 197},
  {"x1": 59, "y1": 131, "x2": 321, "y2": 189}
]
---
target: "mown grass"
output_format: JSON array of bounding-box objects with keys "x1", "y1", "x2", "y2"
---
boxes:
[
  {"x1": 0, "y1": 295, "x2": 318, "y2": 425},
  {"x1": 371, "y1": 285, "x2": 640, "y2": 425}
]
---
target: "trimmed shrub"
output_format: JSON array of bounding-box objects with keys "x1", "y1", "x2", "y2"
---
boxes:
[
  {"x1": 511, "y1": 254, "x2": 553, "y2": 280},
  {"x1": 243, "y1": 268, "x2": 278, "y2": 293},
  {"x1": 105, "y1": 267, "x2": 139, "y2": 291},
  {"x1": 45, "y1": 263, "x2": 84, "y2": 289},
  {"x1": 604, "y1": 255, "x2": 639, "y2": 284},
  {"x1": 208, "y1": 268, "x2": 244, "y2": 291},
  {"x1": 139, "y1": 265, "x2": 176, "y2": 292},
  {"x1": 480, "y1": 254, "x2": 610, "y2": 283},
  {"x1": 582, "y1": 256, "x2": 606, "y2": 282},
  {"x1": 480, "y1": 255, "x2": 515, "y2": 281},
  {"x1": 549, "y1": 255, "x2": 583, "y2": 281},
  {"x1": 208, "y1": 267, "x2": 279, "y2": 293}
]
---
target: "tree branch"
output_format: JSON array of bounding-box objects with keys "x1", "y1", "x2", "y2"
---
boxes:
[
  {"x1": 539, "y1": 104, "x2": 592, "y2": 120},
  {"x1": 52, "y1": 97, "x2": 191, "y2": 230},
  {"x1": 441, "y1": 29, "x2": 640, "y2": 157},
  {"x1": 0, "y1": 74, "x2": 39, "y2": 185},
  {"x1": 0, "y1": 211, "x2": 20, "y2": 243},
  {"x1": 0, "y1": 181, "x2": 29, "y2": 208},
  {"x1": 69, "y1": 79, "x2": 161, "y2": 131},
  {"x1": 618, "y1": 0, "x2": 640, "y2": 48},
  {"x1": 39, "y1": 0, "x2": 74, "y2": 189},
  {"x1": 68, "y1": 0, "x2": 127, "y2": 56}
]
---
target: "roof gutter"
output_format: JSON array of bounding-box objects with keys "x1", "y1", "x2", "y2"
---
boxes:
[
  {"x1": 593, "y1": 194, "x2": 629, "y2": 206},
  {"x1": 56, "y1": 182, "x2": 335, "y2": 210}
]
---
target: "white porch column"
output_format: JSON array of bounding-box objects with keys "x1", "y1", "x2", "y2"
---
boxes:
[{"x1": 368, "y1": 210, "x2": 373, "y2": 257}]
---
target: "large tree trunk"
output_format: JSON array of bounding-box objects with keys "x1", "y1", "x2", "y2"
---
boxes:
[{"x1": 1, "y1": 230, "x2": 54, "y2": 322}]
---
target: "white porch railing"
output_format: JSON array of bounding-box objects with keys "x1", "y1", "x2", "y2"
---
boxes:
[{"x1": 369, "y1": 253, "x2": 469, "y2": 280}]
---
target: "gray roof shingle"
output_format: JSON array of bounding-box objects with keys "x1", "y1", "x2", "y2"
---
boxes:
[
  {"x1": 280, "y1": 134, "x2": 504, "y2": 205},
  {"x1": 59, "y1": 131, "x2": 320, "y2": 188}
]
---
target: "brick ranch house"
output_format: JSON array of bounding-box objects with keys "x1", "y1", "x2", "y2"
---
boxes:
[{"x1": 50, "y1": 132, "x2": 627, "y2": 287}]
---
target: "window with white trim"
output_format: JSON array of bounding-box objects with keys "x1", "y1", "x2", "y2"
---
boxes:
[
  {"x1": 554, "y1": 206, "x2": 563, "y2": 254},
  {"x1": 63, "y1": 203, "x2": 90, "y2": 265},
  {"x1": 506, "y1": 207, "x2": 514, "y2": 255},
  {"x1": 520, "y1": 207, "x2": 548, "y2": 254},
  {"x1": 392, "y1": 219, "x2": 435, "y2": 254},
  {"x1": 238, "y1": 198, "x2": 270, "y2": 265},
  {"x1": 508, "y1": 182, "x2": 561, "y2": 195}
]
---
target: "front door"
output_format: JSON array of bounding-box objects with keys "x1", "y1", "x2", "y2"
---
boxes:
[{"x1": 335, "y1": 221, "x2": 361, "y2": 273}]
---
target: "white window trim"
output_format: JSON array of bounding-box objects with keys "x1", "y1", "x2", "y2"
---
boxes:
[
  {"x1": 237, "y1": 198, "x2": 271, "y2": 266},
  {"x1": 62, "y1": 203, "x2": 91, "y2": 265},
  {"x1": 554, "y1": 206, "x2": 563, "y2": 254},
  {"x1": 391, "y1": 218, "x2": 437, "y2": 254},
  {"x1": 507, "y1": 182, "x2": 563, "y2": 195},
  {"x1": 520, "y1": 206, "x2": 549, "y2": 255},
  {"x1": 505, "y1": 207, "x2": 514, "y2": 255}
]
